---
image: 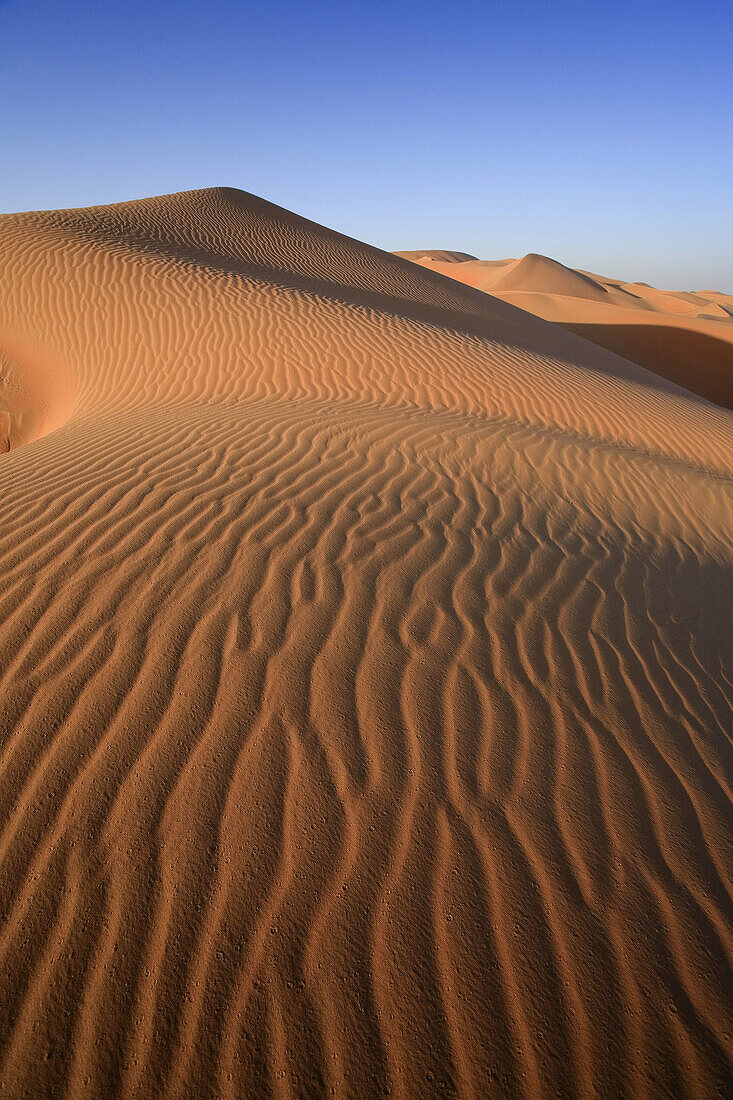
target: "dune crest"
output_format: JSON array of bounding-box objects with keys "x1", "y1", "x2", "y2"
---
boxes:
[
  {"x1": 489, "y1": 253, "x2": 611, "y2": 301},
  {"x1": 0, "y1": 189, "x2": 731, "y2": 1098}
]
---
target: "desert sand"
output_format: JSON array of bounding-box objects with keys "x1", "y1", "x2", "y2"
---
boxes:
[
  {"x1": 0, "y1": 188, "x2": 731, "y2": 1098},
  {"x1": 396, "y1": 251, "x2": 733, "y2": 408}
]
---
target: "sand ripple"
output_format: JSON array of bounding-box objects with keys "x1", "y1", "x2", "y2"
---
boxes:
[{"x1": 0, "y1": 189, "x2": 731, "y2": 1097}]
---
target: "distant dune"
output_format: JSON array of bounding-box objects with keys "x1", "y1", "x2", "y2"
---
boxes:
[
  {"x1": 0, "y1": 190, "x2": 732, "y2": 1098},
  {"x1": 401, "y1": 250, "x2": 733, "y2": 408},
  {"x1": 393, "y1": 249, "x2": 479, "y2": 263},
  {"x1": 490, "y1": 253, "x2": 611, "y2": 301}
]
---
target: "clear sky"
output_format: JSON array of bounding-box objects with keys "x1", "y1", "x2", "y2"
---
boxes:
[{"x1": 2, "y1": 0, "x2": 731, "y2": 290}]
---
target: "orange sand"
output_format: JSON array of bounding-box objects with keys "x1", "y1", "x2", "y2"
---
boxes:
[
  {"x1": 400, "y1": 251, "x2": 733, "y2": 408},
  {"x1": 1, "y1": 190, "x2": 732, "y2": 1098}
]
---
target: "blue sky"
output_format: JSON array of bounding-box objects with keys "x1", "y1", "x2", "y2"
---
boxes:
[{"x1": 2, "y1": 0, "x2": 731, "y2": 290}]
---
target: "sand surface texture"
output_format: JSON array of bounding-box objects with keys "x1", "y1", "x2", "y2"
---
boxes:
[
  {"x1": 396, "y1": 252, "x2": 733, "y2": 409},
  {"x1": 1, "y1": 190, "x2": 732, "y2": 1098}
]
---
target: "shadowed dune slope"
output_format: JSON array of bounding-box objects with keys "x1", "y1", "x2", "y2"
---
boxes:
[
  {"x1": 561, "y1": 323, "x2": 733, "y2": 409},
  {"x1": 0, "y1": 189, "x2": 732, "y2": 1099}
]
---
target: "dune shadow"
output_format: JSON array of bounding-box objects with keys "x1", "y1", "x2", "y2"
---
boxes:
[{"x1": 559, "y1": 322, "x2": 733, "y2": 409}]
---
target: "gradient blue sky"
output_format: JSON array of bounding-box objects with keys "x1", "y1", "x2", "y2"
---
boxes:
[{"x1": 2, "y1": 0, "x2": 731, "y2": 289}]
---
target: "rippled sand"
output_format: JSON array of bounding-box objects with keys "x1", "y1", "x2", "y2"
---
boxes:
[{"x1": 0, "y1": 189, "x2": 731, "y2": 1098}]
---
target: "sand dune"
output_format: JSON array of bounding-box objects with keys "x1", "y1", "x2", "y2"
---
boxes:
[
  {"x1": 562, "y1": 323, "x2": 733, "y2": 410},
  {"x1": 393, "y1": 249, "x2": 479, "y2": 264},
  {"x1": 402, "y1": 251, "x2": 733, "y2": 408},
  {"x1": 1, "y1": 189, "x2": 732, "y2": 1098},
  {"x1": 489, "y1": 254, "x2": 611, "y2": 301}
]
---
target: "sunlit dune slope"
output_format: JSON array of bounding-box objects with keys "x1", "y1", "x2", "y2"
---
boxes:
[
  {"x1": 489, "y1": 253, "x2": 611, "y2": 301},
  {"x1": 0, "y1": 189, "x2": 732, "y2": 1099}
]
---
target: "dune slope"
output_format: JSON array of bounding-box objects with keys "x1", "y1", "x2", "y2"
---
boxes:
[
  {"x1": 489, "y1": 253, "x2": 611, "y2": 301},
  {"x1": 401, "y1": 252, "x2": 733, "y2": 408},
  {"x1": 0, "y1": 189, "x2": 732, "y2": 1099},
  {"x1": 561, "y1": 322, "x2": 733, "y2": 409}
]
